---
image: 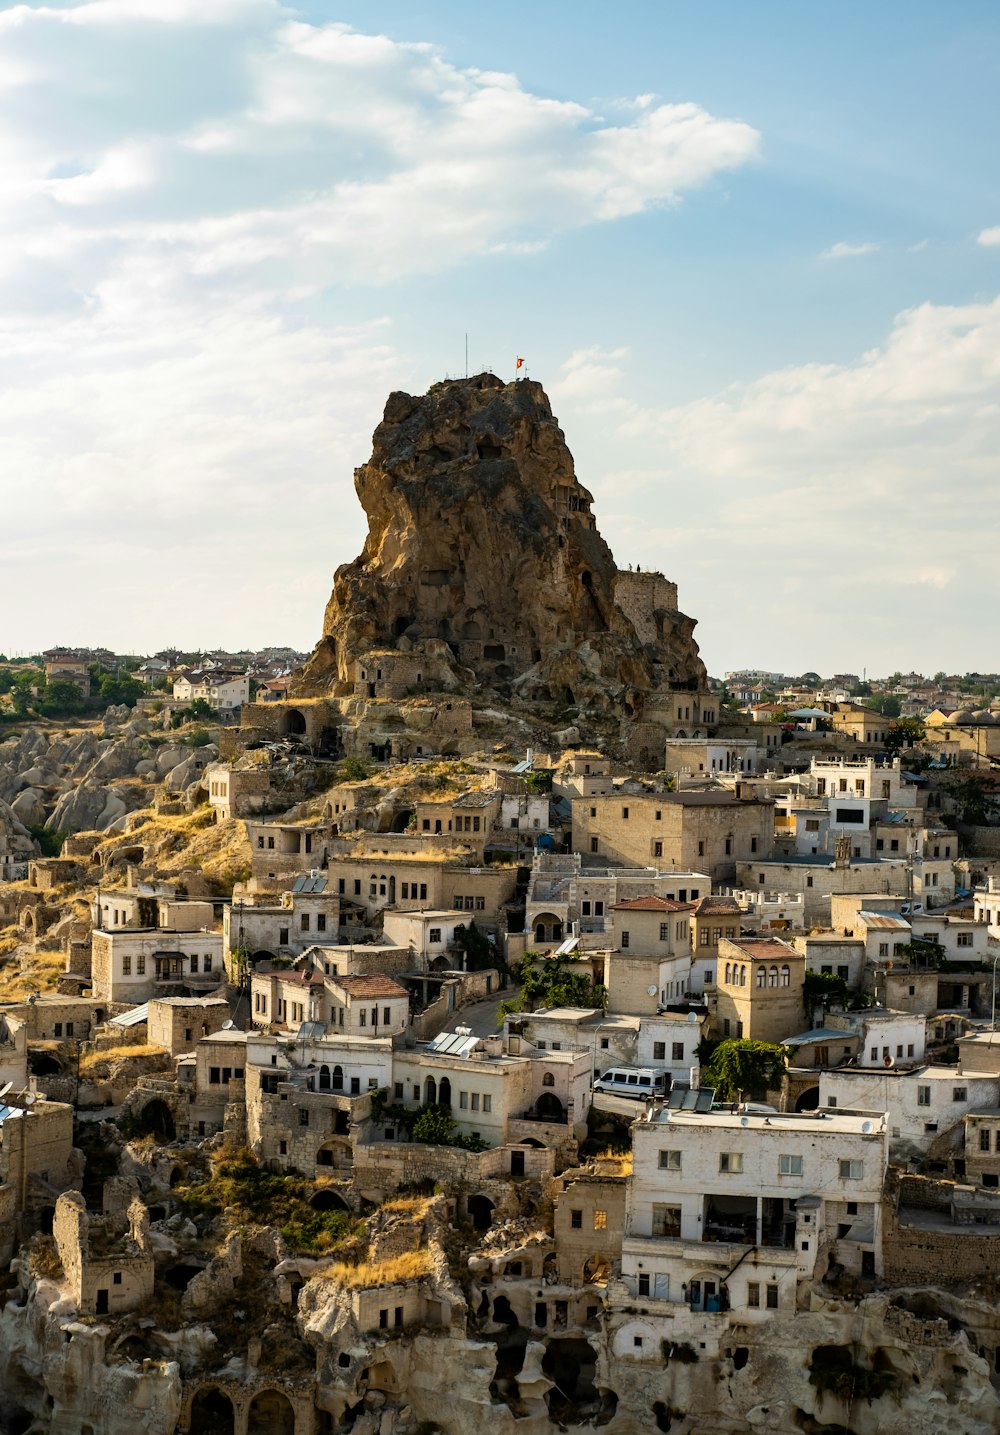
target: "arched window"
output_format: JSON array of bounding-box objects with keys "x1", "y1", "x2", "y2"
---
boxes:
[
  {"x1": 781, "y1": 965, "x2": 790, "y2": 987},
  {"x1": 725, "y1": 963, "x2": 731, "y2": 984},
  {"x1": 332, "y1": 1064, "x2": 344, "y2": 1091},
  {"x1": 769, "y1": 966, "x2": 778, "y2": 988},
  {"x1": 379, "y1": 874, "x2": 387, "y2": 896},
  {"x1": 740, "y1": 965, "x2": 747, "y2": 987},
  {"x1": 757, "y1": 966, "x2": 766, "y2": 988},
  {"x1": 542, "y1": 1072, "x2": 555, "y2": 1088}
]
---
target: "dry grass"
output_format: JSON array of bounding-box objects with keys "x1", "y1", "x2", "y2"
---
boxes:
[
  {"x1": 378, "y1": 1196, "x2": 434, "y2": 1218},
  {"x1": 323, "y1": 1250, "x2": 432, "y2": 1290},
  {"x1": 593, "y1": 1148, "x2": 633, "y2": 1176},
  {"x1": 79, "y1": 1043, "x2": 166, "y2": 1074},
  {"x1": 0, "y1": 948, "x2": 64, "y2": 1000}
]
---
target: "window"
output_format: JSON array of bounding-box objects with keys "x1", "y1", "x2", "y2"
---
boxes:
[
  {"x1": 654, "y1": 841, "x2": 663, "y2": 858},
  {"x1": 317, "y1": 913, "x2": 326, "y2": 933},
  {"x1": 699, "y1": 930, "x2": 710, "y2": 947},
  {"x1": 658, "y1": 1150, "x2": 681, "y2": 1171},
  {"x1": 570, "y1": 1209, "x2": 582, "y2": 1229},
  {"x1": 300, "y1": 913, "x2": 310, "y2": 931},
  {"x1": 383, "y1": 1007, "x2": 391, "y2": 1025},
  {"x1": 719, "y1": 1153, "x2": 743, "y2": 1174},
  {"x1": 724, "y1": 838, "x2": 732, "y2": 855},
  {"x1": 622, "y1": 806, "x2": 629, "y2": 820},
  {"x1": 651, "y1": 1204, "x2": 681, "y2": 1237},
  {"x1": 621, "y1": 931, "x2": 630, "y2": 949},
  {"x1": 747, "y1": 1282, "x2": 760, "y2": 1308},
  {"x1": 359, "y1": 1010, "x2": 366, "y2": 1027},
  {"x1": 590, "y1": 837, "x2": 599, "y2": 853},
  {"x1": 980, "y1": 1128, "x2": 991, "y2": 1152},
  {"x1": 954, "y1": 1087, "x2": 967, "y2": 1102},
  {"x1": 394, "y1": 1082, "x2": 403, "y2": 1099},
  {"x1": 839, "y1": 1159, "x2": 863, "y2": 1180},
  {"x1": 766, "y1": 1284, "x2": 779, "y2": 1309},
  {"x1": 471, "y1": 1093, "x2": 480, "y2": 1110},
  {"x1": 190, "y1": 954, "x2": 199, "y2": 974},
  {"x1": 299, "y1": 1109, "x2": 309, "y2": 1126},
  {"x1": 672, "y1": 1042, "x2": 684, "y2": 1061},
  {"x1": 750, "y1": 836, "x2": 758, "y2": 853},
  {"x1": 590, "y1": 807, "x2": 597, "y2": 818},
  {"x1": 209, "y1": 1067, "x2": 221, "y2": 1084},
  {"x1": 653, "y1": 1042, "x2": 666, "y2": 1060},
  {"x1": 483, "y1": 1094, "x2": 492, "y2": 1112},
  {"x1": 460, "y1": 1092, "x2": 468, "y2": 1109},
  {"x1": 638, "y1": 1273, "x2": 650, "y2": 1296},
  {"x1": 779, "y1": 1154, "x2": 803, "y2": 1176},
  {"x1": 917, "y1": 1086, "x2": 931, "y2": 1106},
  {"x1": 122, "y1": 955, "x2": 131, "y2": 976},
  {"x1": 428, "y1": 928, "x2": 442, "y2": 944},
  {"x1": 594, "y1": 1210, "x2": 607, "y2": 1230},
  {"x1": 957, "y1": 933, "x2": 973, "y2": 948},
  {"x1": 659, "y1": 922, "x2": 669, "y2": 941},
  {"x1": 279, "y1": 927, "x2": 289, "y2": 945}
]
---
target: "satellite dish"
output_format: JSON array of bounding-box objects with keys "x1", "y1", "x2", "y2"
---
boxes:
[
  {"x1": 222, "y1": 1020, "x2": 235, "y2": 1030},
  {"x1": 861, "y1": 1120, "x2": 872, "y2": 1133},
  {"x1": 740, "y1": 1116, "x2": 749, "y2": 1126},
  {"x1": 0, "y1": 1082, "x2": 11, "y2": 1098},
  {"x1": 23, "y1": 1093, "x2": 36, "y2": 1106},
  {"x1": 647, "y1": 985, "x2": 658, "y2": 997}
]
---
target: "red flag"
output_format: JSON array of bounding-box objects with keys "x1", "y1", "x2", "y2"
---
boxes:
[{"x1": 515, "y1": 357, "x2": 524, "y2": 369}]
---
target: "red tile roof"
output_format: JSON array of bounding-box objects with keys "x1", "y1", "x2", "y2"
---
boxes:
[
  {"x1": 333, "y1": 974, "x2": 408, "y2": 999},
  {"x1": 613, "y1": 897, "x2": 695, "y2": 912}
]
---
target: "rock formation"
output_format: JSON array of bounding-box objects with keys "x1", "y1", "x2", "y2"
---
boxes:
[{"x1": 296, "y1": 374, "x2": 706, "y2": 738}]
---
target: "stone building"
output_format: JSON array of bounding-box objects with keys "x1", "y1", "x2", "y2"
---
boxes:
[
  {"x1": 572, "y1": 790, "x2": 774, "y2": 883},
  {"x1": 604, "y1": 897, "x2": 694, "y2": 1015},
  {"x1": 146, "y1": 996, "x2": 232, "y2": 1057},
  {"x1": 90, "y1": 928, "x2": 224, "y2": 1003},
  {"x1": 688, "y1": 894, "x2": 743, "y2": 993},
  {"x1": 0, "y1": 1096, "x2": 76, "y2": 1261},
  {"x1": 53, "y1": 1191, "x2": 154, "y2": 1317},
  {"x1": 708, "y1": 937, "x2": 805, "y2": 1045},
  {"x1": 619, "y1": 1104, "x2": 887, "y2": 1319}
]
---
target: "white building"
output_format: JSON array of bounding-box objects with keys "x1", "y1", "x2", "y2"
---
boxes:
[
  {"x1": 381, "y1": 910, "x2": 470, "y2": 969},
  {"x1": 173, "y1": 669, "x2": 249, "y2": 712},
  {"x1": 90, "y1": 929, "x2": 224, "y2": 1004},
  {"x1": 619, "y1": 1104, "x2": 887, "y2": 1327},
  {"x1": 819, "y1": 1065, "x2": 999, "y2": 1160}
]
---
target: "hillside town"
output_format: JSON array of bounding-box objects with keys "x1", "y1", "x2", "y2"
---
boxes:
[{"x1": 2, "y1": 374, "x2": 1000, "y2": 1435}]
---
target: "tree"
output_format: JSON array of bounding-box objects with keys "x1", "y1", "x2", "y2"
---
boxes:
[
  {"x1": 452, "y1": 920, "x2": 496, "y2": 972},
  {"x1": 40, "y1": 680, "x2": 85, "y2": 717},
  {"x1": 803, "y1": 970, "x2": 848, "y2": 1020},
  {"x1": 498, "y1": 950, "x2": 607, "y2": 1021},
  {"x1": 187, "y1": 697, "x2": 214, "y2": 722},
  {"x1": 865, "y1": 694, "x2": 902, "y2": 718},
  {"x1": 882, "y1": 717, "x2": 925, "y2": 755},
  {"x1": 947, "y1": 772, "x2": 1000, "y2": 826},
  {"x1": 703, "y1": 1039, "x2": 789, "y2": 1102},
  {"x1": 97, "y1": 671, "x2": 143, "y2": 707}
]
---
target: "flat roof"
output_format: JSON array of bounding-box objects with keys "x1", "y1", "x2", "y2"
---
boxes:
[{"x1": 644, "y1": 1106, "x2": 884, "y2": 1135}]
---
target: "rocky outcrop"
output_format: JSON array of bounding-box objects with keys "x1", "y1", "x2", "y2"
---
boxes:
[{"x1": 296, "y1": 374, "x2": 706, "y2": 730}]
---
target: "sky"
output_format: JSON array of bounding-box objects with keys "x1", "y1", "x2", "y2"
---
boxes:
[{"x1": 1, "y1": 1, "x2": 998, "y2": 677}]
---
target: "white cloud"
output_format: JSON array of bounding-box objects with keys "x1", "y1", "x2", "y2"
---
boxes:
[
  {"x1": 0, "y1": 7, "x2": 759, "y2": 290},
  {"x1": 820, "y1": 240, "x2": 879, "y2": 259},
  {"x1": 977, "y1": 226, "x2": 1000, "y2": 248},
  {"x1": 0, "y1": 4, "x2": 759, "y2": 649},
  {"x1": 554, "y1": 297, "x2": 1000, "y2": 673}
]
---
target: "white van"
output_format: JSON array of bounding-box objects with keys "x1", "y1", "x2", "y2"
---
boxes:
[{"x1": 593, "y1": 1067, "x2": 669, "y2": 1101}]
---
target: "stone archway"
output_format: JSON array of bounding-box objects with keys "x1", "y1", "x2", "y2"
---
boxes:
[
  {"x1": 310, "y1": 1188, "x2": 350, "y2": 1213},
  {"x1": 189, "y1": 1387, "x2": 235, "y2": 1434},
  {"x1": 796, "y1": 1086, "x2": 820, "y2": 1112},
  {"x1": 534, "y1": 1092, "x2": 564, "y2": 1121},
  {"x1": 247, "y1": 1389, "x2": 295, "y2": 1435},
  {"x1": 283, "y1": 709, "x2": 307, "y2": 737},
  {"x1": 468, "y1": 1194, "x2": 495, "y2": 1231},
  {"x1": 136, "y1": 1099, "x2": 175, "y2": 1141}
]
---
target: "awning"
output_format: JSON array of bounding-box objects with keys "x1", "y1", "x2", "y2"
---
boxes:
[{"x1": 110, "y1": 1003, "x2": 149, "y2": 1028}]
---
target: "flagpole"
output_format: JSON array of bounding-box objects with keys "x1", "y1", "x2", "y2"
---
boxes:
[{"x1": 465, "y1": 333, "x2": 468, "y2": 379}]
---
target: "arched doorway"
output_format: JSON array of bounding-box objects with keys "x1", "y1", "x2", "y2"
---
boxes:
[
  {"x1": 28, "y1": 1051, "x2": 63, "y2": 1077},
  {"x1": 189, "y1": 1387, "x2": 235, "y2": 1434},
  {"x1": 331, "y1": 1065, "x2": 344, "y2": 1092},
  {"x1": 310, "y1": 1189, "x2": 350, "y2": 1213},
  {"x1": 438, "y1": 1077, "x2": 452, "y2": 1108},
  {"x1": 424, "y1": 1076, "x2": 437, "y2": 1105},
  {"x1": 136, "y1": 1100, "x2": 175, "y2": 1141},
  {"x1": 468, "y1": 1194, "x2": 494, "y2": 1231},
  {"x1": 532, "y1": 913, "x2": 563, "y2": 944},
  {"x1": 583, "y1": 1256, "x2": 610, "y2": 1285},
  {"x1": 534, "y1": 1092, "x2": 564, "y2": 1121},
  {"x1": 284, "y1": 710, "x2": 307, "y2": 737},
  {"x1": 796, "y1": 1086, "x2": 820, "y2": 1112},
  {"x1": 318, "y1": 1065, "x2": 331, "y2": 1091},
  {"x1": 247, "y1": 1389, "x2": 295, "y2": 1435}
]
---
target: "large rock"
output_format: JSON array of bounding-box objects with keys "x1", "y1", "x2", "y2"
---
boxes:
[
  {"x1": 10, "y1": 788, "x2": 46, "y2": 828},
  {"x1": 45, "y1": 783, "x2": 129, "y2": 834},
  {"x1": 295, "y1": 372, "x2": 706, "y2": 725}
]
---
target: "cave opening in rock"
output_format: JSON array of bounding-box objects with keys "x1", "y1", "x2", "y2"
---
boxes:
[
  {"x1": 310, "y1": 1189, "x2": 349, "y2": 1213},
  {"x1": 136, "y1": 1099, "x2": 175, "y2": 1141},
  {"x1": 543, "y1": 1337, "x2": 599, "y2": 1421},
  {"x1": 247, "y1": 1388, "x2": 295, "y2": 1435},
  {"x1": 189, "y1": 1386, "x2": 235, "y2": 1435},
  {"x1": 164, "y1": 1261, "x2": 204, "y2": 1291}
]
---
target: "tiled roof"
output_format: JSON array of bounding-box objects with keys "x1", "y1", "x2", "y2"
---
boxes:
[
  {"x1": 724, "y1": 936, "x2": 800, "y2": 961},
  {"x1": 334, "y1": 974, "x2": 408, "y2": 998},
  {"x1": 693, "y1": 896, "x2": 743, "y2": 916},
  {"x1": 613, "y1": 896, "x2": 694, "y2": 912}
]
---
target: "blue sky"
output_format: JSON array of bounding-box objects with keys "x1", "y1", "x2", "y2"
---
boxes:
[{"x1": 1, "y1": 0, "x2": 998, "y2": 676}]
